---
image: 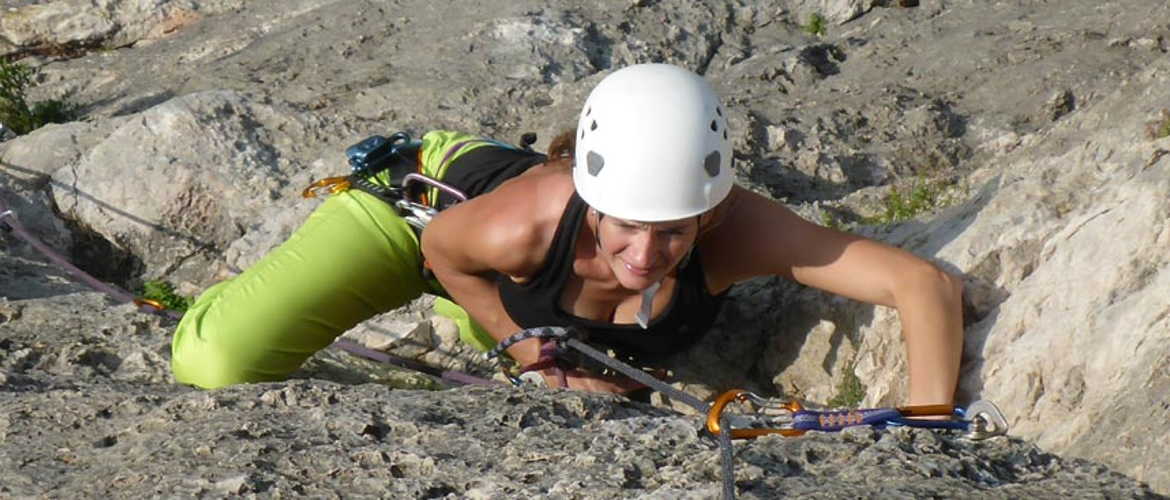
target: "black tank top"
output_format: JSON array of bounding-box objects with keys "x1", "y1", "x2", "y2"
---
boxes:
[
  {"x1": 433, "y1": 144, "x2": 548, "y2": 205},
  {"x1": 496, "y1": 192, "x2": 727, "y2": 361}
]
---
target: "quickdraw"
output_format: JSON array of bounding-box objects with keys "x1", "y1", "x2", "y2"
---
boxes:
[{"x1": 706, "y1": 389, "x2": 1009, "y2": 441}]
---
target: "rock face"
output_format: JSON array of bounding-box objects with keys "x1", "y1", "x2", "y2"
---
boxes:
[
  {"x1": 3, "y1": 0, "x2": 1170, "y2": 496},
  {"x1": 0, "y1": 293, "x2": 1157, "y2": 498}
]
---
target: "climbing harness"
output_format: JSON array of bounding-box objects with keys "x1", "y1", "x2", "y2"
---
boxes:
[
  {"x1": 302, "y1": 131, "x2": 471, "y2": 231},
  {"x1": 487, "y1": 326, "x2": 1009, "y2": 500}
]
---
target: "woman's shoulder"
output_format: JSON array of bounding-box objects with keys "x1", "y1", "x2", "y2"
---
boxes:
[
  {"x1": 484, "y1": 159, "x2": 575, "y2": 221},
  {"x1": 697, "y1": 185, "x2": 809, "y2": 290},
  {"x1": 427, "y1": 162, "x2": 576, "y2": 277}
]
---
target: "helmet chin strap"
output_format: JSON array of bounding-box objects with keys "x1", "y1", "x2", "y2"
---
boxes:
[{"x1": 634, "y1": 280, "x2": 661, "y2": 329}]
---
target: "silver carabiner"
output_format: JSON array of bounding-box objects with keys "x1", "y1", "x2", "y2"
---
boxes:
[
  {"x1": 402, "y1": 173, "x2": 468, "y2": 202},
  {"x1": 395, "y1": 200, "x2": 438, "y2": 230}
]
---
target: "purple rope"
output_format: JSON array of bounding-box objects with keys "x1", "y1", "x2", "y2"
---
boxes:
[
  {"x1": 1, "y1": 197, "x2": 137, "y2": 305},
  {"x1": 330, "y1": 339, "x2": 499, "y2": 386}
]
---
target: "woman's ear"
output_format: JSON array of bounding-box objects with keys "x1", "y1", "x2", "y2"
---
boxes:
[{"x1": 697, "y1": 188, "x2": 737, "y2": 237}]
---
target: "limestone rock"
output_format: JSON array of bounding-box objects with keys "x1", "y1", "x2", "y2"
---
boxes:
[{"x1": 2, "y1": 0, "x2": 1169, "y2": 495}]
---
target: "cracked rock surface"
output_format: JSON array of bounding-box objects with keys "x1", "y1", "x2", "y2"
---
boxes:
[{"x1": 3, "y1": 0, "x2": 1170, "y2": 497}]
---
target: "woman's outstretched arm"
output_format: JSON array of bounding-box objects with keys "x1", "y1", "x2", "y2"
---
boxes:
[{"x1": 704, "y1": 187, "x2": 964, "y2": 405}]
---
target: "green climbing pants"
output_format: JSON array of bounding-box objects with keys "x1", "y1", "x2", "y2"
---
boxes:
[{"x1": 171, "y1": 131, "x2": 499, "y2": 389}]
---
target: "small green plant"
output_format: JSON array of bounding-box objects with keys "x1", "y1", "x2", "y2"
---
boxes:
[
  {"x1": 139, "y1": 279, "x2": 194, "y2": 313},
  {"x1": 0, "y1": 58, "x2": 78, "y2": 135},
  {"x1": 826, "y1": 363, "x2": 866, "y2": 408},
  {"x1": 819, "y1": 207, "x2": 843, "y2": 230},
  {"x1": 803, "y1": 13, "x2": 827, "y2": 37},
  {"x1": 866, "y1": 178, "x2": 954, "y2": 225},
  {"x1": 1146, "y1": 108, "x2": 1170, "y2": 140}
]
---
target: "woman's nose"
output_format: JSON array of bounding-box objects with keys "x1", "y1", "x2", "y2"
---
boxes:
[{"x1": 626, "y1": 230, "x2": 658, "y2": 267}]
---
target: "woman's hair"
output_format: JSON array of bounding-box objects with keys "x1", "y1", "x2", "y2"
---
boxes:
[
  {"x1": 547, "y1": 129, "x2": 576, "y2": 161},
  {"x1": 548, "y1": 128, "x2": 734, "y2": 237}
]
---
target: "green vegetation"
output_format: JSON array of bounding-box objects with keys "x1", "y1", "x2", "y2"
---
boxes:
[
  {"x1": 819, "y1": 207, "x2": 843, "y2": 230},
  {"x1": 867, "y1": 177, "x2": 955, "y2": 225},
  {"x1": 139, "y1": 279, "x2": 194, "y2": 313},
  {"x1": 1157, "y1": 122, "x2": 1170, "y2": 139},
  {"x1": 816, "y1": 177, "x2": 964, "y2": 231},
  {"x1": 826, "y1": 363, "x2": 866, "y2": 408},
  {"x1": 803, "y1": 13, "x2": 827, "y2": 37},
  {"x1": 1148, "y1": 108, "x2": 1170, "y2": 140},
  {"x1": 0, "y1": 58, "x2": 79, "y2": 135}
]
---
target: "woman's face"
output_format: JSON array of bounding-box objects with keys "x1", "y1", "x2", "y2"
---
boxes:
[{"x1": 593, "y1": 212, "x2": 699, "y2": 291}]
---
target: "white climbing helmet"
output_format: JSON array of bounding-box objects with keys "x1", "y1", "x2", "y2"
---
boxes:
[{"x1": 573, "y1": 63, "x2": 733, "y2": 222}]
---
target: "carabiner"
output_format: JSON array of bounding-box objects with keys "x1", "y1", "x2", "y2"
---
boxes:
[
  {"x1": 706, "y1": 389, "x2": 806, "y2": 439},
  {"x1": 302, "y1": 176, "x2": 351, "y2": 198},
  {"x1": 402, "y1": 173, "x2": 468, "y2": 203},
  {"x1": 133, "y1": 298, "x2": 167, "y2": 311},
  {"x1": 394, "y1": 200, "x2": 438, "y2": 230}
]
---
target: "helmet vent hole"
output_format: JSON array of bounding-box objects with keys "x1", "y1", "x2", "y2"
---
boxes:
[
  {"x1": 587, "y1": 151, "x2": 605, "y2": 176},
  {"x1": 586, "y1": 107, "x2": 592, "y2": 116},
  {"x1": 710, "y1": 119, "x2": 718, "y2": 132},
  {"x1": 716, "y1": 106, "x2": 723, "y2": 117},
  {"x1": 704, "y1": 151, "x2": 721, "y2": 177},
  {"x1": 590, "y1": 120, "x2": 598, "y2": 131},
  {"x1": 723, "y1": 129, "x2": 728, "y2": 140}
]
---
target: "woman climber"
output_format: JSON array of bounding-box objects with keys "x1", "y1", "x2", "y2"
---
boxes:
[{"x1": 170, "y1": 63, "x2": 963, "y2": 407}]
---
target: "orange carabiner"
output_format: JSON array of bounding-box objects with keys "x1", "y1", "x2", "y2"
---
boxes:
[
  {"x1": 706, "y1": 389, "x2": 806, "y2": 439},
  {"x1": 133, "y1": 298, "x2": 167, "y2": 311},
  {"x1": 301, "y1": 176, "x2": 351, "y2": 198}
]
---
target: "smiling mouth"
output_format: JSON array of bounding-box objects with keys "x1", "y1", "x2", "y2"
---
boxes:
[{"x1": 623, "y1": 262, "x2": 653, "y2": 276}]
